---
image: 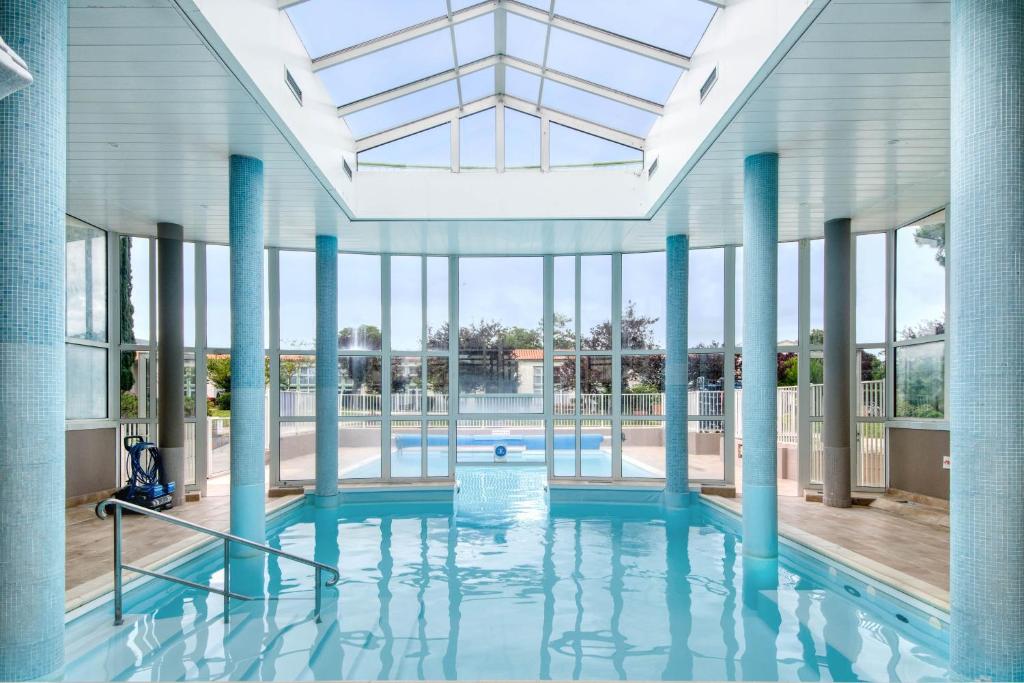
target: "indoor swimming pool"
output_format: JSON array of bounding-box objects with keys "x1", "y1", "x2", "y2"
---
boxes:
[{"x1": 63, "y1": 467, "x2": 950, "y2": 681}]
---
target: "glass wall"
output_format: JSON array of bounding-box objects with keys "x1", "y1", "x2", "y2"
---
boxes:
[
  {"x1": 893, "y1": 210, "x2": 946, "y2": 419},
  {"x1": 90, "y1": 210, "x2": 947, "y2": 492},
  {"x1": 66, "y1": 221, "x2": 108, "y2": 420}
]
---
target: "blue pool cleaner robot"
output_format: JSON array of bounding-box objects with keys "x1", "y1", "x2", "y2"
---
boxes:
[{"x1": 109, "y1": 435, "x2": 176, "y2": 512}]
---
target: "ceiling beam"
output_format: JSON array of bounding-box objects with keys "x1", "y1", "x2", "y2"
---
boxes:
[
  {"x1": 337, "y1": 54, "x2": 662, "y2": 118},
  {"x1": 503, "y1": 94, "x2": 645, "y2": 149},
  {"x1": 503, "y1": 56, "x2": 663, "y2": 114},
  {"x1": 337, "y1": 56, "x2": 499, "y2": 116},
  {"x1": 355, "y1": 93, "x2": 643, "y2": 153},
  {"x1": 503, "y1": 0, "x2": 691, "y2": 69},
  {"x1": 311, "y1": 1, "x2": 497, "y2": 71}
]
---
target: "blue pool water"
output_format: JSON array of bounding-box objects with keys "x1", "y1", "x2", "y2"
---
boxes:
[
  {"x1": 383, "y1": 448, "x2": 653, "y2": 478},
  {"x1": 64, "y1": 467, "x2": 950, "y2": 680}
]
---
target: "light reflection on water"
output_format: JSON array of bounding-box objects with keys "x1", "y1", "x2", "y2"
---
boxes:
[{"x1": 64, "y1": 467, "x2": 949, "y2": 681}]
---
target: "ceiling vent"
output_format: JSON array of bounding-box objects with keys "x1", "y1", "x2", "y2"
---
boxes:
[
  {"x1": 285, "y1": 67, "x2": 303, "y2": 105},
  {"x1": 648, "y1": 156, "x2": 659, "y2": 179},
  {"x1": 342, "y1": 158, "x2": 353, "y2": 180},
  {"x1": 699, "y1": 66, "x2": 718, "y2": 103}
]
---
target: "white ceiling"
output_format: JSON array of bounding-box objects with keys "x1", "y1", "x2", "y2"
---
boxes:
[{"x1": 66, "y1": 0, "x2": 950, "y2": 253}]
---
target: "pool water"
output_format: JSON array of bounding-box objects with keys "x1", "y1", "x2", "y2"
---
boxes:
[{"x1": 64, "y1": 467, "x2": 950, "y2": 681}]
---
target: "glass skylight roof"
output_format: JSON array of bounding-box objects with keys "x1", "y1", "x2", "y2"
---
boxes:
[{"x1": 285, "y1": 0, "x2": 719, "y2": 171}]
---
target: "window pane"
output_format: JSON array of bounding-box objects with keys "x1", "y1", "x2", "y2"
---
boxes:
[
  {"x1": 544, "y1": 83, "x2": 657, "y2": 138},
  {"x1": 505, "y1": 67, "x2": 541, "y2": 103},
  {"x1": 391, "y1": 356, "x2": 423, "y2": 415},
  {"x1": 426, "y1": 256, "x2": 449, "y2": 350},
  {"x1": 183, "y1": 242, "x2": 195, "y2": 347},
  {"x1": 207, "y1": 354, "x2": 232, "y2": 477},
  {"x1": 857, "y1": 422, "x2": 886, "y2": 487},
  {"x1": 66, "y1": 222, "x2": 107, "y2": 342},
  {"x1": 66, "y1": 344, "x2": 106, "y2": 419},
  {"x1": 810, "y1": 350, "x2": 823, "y2": 418},
  {"x1": 856, "y1": 233, "x2": 887, "y2": 344},
  {"x1": 622, "y1": 420, "x2": 663, "y2": 478},
  {"x1": 280, "y1": 420, "x2": 316, "y2": 481},
  {"x1": 735, "y1": 246, "x2": 743, "y2": 347},
  {"x1": 895, "y1": 341, "x2": 944, "y2": 419},
  {"x1": 459, "y1": 66, "x2": 496, "y2": 104},
  {"x1": 460, "y1": 108, "x2": 496, "y2": 170},
  {"x1": 120, "y1": 350, "x2": 150, "y2": 418},
  {"x1": 454, "y1": 12, "x2": 494, "y2": 64},
  {"x1": 184, "y1": 353, "x2": 196, "y2": 418},
  {"x1": 391, "y1": 420, "x2": 422, "y2": 478},
  {"x1": 280, "y1": 355, "x2": 316, "y2": 417},
  {"x1": 279, "y1": 250, "x2": 316, "y2": 350},
  {"x1": 810, "y1": 239, "x2": 824, "y2": 345},
  {"x1": 391, "y1": 256, "x2": 423, "y2": 350},
  {"x1": 505, "y1": 108, "x2": 541, "y2": 170},
  {"x1": 778, "y1": 242, "x2": 799, "y2": 345},
  {"x1": 553, "y1": 419, "x2": 576, "y2": 477},
  {"x1": 622, "y1": 251, "x2": 665, "y2": 349},
  {"x1": 339, "y1": 254, "x2": 382, "y2": 350},
  {"x1": 554, "y1": 0, "x2": 717, "y2": 56},
  {"x1": 340, "y1": 356, "x2": 382, "y2": 415},
  {"x1": 688, "y1": 247, "x2": 724, "y2": 348},
  {"x1": 546, "y1": 28, "x2": 683, "y2": 102},
  {"x1": 690, "y1": 419, "x2": 724, "y2": 481},
  {"x1": 896, "y1": 211, "x2": 946, "y2": 340},
  {"x1": 581, "y1": 355, "x2": 613, "y2": 415},
  {"x1": 459, "y1": 257, "x2": 543, "y2": 413},
  {"x1": 427, "y1": 357, "x2": 449, "y2": 414},
  {"x1": 858, "y1": 348, "x2": 886, "y2": 418},
  {"x1": 206, "y1": 245, "x2": 268, "y2": 350},
  {"x1": 580, "y1": 255, "x2": 611, "y2": 350},
  {"x1": 580, "y1": 419, "x2": 612, "y2": 477},
  {"x1": 688, "y1": 353, "x2": 724, "y2": 416},
  {"x1": 319, "y1": 31, "x2": 454, "y2": 105},
  {"x1": 120, "y1": 236, "x2": 149, "y2": 345},
  {"x1": 549, "y1": 121, "x2": 644, "y2": 169},
  {"x1": 622, "y1": 354, "x2": 664, "y2": 416},
  {"x1": 357, "y1": 123, "x2": 452, "y2": 170},
  {"x1": 286, "y1": 0, "x2": 443, "y2": 58},
  {"x1": 427, "y1": 420, "x2": 449, "y2": 477},
  {"x1": 339, "y1": 420, "x2": 382, "y2": 479},
  {"x1": 554, "y1": 355, "x2": 576, "y2": 414},
  {"x1": 554, "y1": 256, "x2": 576, "y2": 350},
  {"x1": 506, "y1": 13, "x2": 546, "y2": 63}
]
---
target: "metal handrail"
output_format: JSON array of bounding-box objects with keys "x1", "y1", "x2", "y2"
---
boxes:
[{"x1": 95, "y1": 498, "x2": 340, "y2": 626}]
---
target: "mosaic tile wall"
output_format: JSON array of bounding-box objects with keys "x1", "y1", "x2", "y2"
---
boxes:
[
  {"x1": 228, "y1": 155, "x2": 267, "y2": 546},
  {"x1": 315, "y1": 234, "x2": 339, "y2": 502},
  {"x1": 741, "y1": 152, "x2": 779, "y2": 559},
  {"x1": 949, "y1": 0, "x2": 1024, "y2": 678},
  {"x1": 665, "y1": 233, "x2": 689, "y2": 504},
  {"x1": 0, "y1": 2, "x2": 67, "y2": 679}
]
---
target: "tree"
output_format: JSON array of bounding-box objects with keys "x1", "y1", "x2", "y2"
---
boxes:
[
  {"x1": 119, "y1": 238, "x2": 136, "y2": 394},
  {"x1": 553, "y1": 312, "x2": 574, "y2": 350},
  {"x1": 339, "y1": 325, "x2": 382, "y2": 350},
  {"x1": 914, "y1": 222, "x2": 946, "y2": 267},
  {"x1": 207, "y1": 355, "x2": 232, "y2": 411}
]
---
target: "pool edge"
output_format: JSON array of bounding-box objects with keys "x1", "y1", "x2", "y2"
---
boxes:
[{"x1": 699, "y1": 493, "x2": 951, "y2": 615}]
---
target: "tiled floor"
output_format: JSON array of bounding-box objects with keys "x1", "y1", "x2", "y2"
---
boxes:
[
  {"x1": 65, "y1": 475, "x2": 300, "y2": 610},
  {"x1": 704, "y1": 493, "x2": 950, "y2": 610}
]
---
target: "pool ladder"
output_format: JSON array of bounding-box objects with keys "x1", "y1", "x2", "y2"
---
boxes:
[{"x1": 95, "y1": 498, "x2": 340, "y2": 626}]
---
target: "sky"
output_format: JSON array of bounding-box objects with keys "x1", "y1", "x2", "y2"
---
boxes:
[{"x1": 287, "y1": 1, "x2": 717, "y2": 168}]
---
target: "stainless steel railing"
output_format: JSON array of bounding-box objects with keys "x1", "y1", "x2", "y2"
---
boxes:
[{"x1": 95, "y1": 498, "x2": 340, "y2": 626}]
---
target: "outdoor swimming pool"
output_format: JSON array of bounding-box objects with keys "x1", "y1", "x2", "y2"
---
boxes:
[{"x1": 63, "y1": 467, "x2": 950, "y2": 680}]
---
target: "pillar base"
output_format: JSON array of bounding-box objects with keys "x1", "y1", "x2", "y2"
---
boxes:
[
  {"x1": 663, "y1": 489, "x2": 692, "y2": 510},
  {"x1": 314, "y1": 493, "x2": 339, "y2": 509},
  {"x1": 822, "y1": 445, "x2": 852, "y2": 508},
  {"x1": 742, "y1": 484, "x2": 778, "y2": 559}
]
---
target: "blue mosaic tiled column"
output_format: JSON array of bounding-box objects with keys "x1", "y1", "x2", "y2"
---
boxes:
[
  {"x1": 315, "y1": 234, "x2": 339, "y2": 506},
  {"x1": 665, "y1": 233, "x2": 690, "y2": 507},
  {"x1": 741, "y1": 153, "x2": 779, "y2": 560},
  {"x1": 949, "y1": 1, "x2": 1024, "y2": 678},
  {"x1": 0, "y1": 2, "x2": 66, "y2": 679},
  {"x1": 229, "y1": 155, "x2": 266, "y2": 550}
]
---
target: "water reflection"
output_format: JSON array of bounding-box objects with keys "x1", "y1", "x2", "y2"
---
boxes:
[{"x1": 64, "y1": 468, "x2": 949, "y2": 681}]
